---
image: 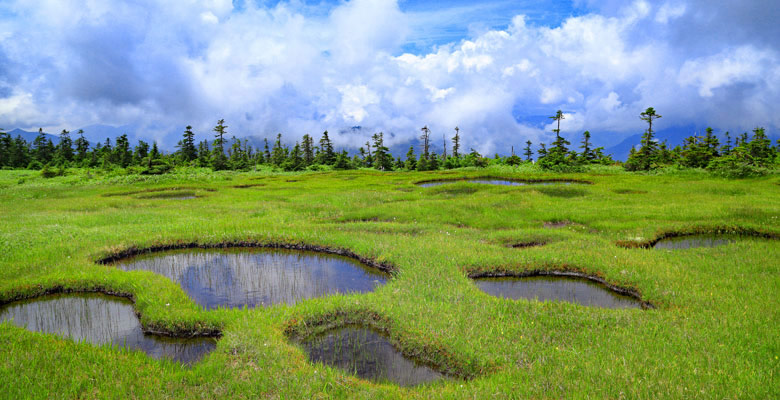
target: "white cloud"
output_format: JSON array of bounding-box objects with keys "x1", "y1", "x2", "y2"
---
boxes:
[{"x1": 0, "y1": 0, "x2": 777, "y2": 154}]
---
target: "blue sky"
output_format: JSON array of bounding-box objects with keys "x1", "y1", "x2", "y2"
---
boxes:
[{"x1": 0, "y1": 0, "x2": 778, "y2": 153}]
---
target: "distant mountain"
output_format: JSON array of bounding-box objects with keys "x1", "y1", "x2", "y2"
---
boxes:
[{"x1": 5, "y1": 128, "x2": 60, "y2": 144}]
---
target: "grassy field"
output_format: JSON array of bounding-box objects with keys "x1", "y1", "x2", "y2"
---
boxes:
[{"x1": 0, "y1": 166, "x2": 778, "y2": 399}]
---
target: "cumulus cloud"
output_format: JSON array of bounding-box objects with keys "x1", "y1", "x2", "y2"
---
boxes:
[{"x1": 0, "y1": 0, "x2": 777, "y2": 154}]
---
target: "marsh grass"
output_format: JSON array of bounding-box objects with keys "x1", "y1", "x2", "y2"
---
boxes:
[{"x1": 0, "y1": 166, "x2": 778, "y2": 398}]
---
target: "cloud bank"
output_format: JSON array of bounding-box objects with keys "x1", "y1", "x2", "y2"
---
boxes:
[{"x1": 0, "y1": 0, "x2": 777, "y2": 153}]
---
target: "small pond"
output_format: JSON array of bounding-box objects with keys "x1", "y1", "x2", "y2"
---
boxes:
[
  {"x1": 653, "y1": 235, "x2": 737, "y2": 250},
  {"x1": 0, "y1": 293, "x2": 215, "y2": 364},
  {"x1": 114, "y1": 248, "x2": 389, "y2": 309},
  {"x1": 474, "y1": 276, "x2": 642, "y2": 309},
  {"x1": 296, "y1": 326, "x2": 445, "y2": 386},
  {"x1": 418, "y1": 179, "x2": 576, "y2": 187}
]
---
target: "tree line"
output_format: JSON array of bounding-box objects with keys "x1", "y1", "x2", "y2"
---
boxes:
[{"x1": 1, "y1": 110, "x2": 777, "y2": 177}]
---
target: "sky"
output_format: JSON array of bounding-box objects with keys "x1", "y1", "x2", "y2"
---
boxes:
[{"x1": 0, "y1": 0, "x2": 778, "y2": 154}]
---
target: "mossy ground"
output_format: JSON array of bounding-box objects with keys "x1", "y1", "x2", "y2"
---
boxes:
[{"x1": 0, "y1": 166, "x2": 778, "y2": 399}]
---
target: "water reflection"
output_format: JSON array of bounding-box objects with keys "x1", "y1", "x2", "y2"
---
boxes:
[
  {"x1": 418, "y1": 179, "x2": 574, "y2": 187},
  {"x1": 115, "y1": 248, "x2": 389, "y2": 309},
  {"x1": 297, "y1": 326, "x2": 445, "y2": 386},
  {"x1": 0, "y1": 294, "x2": 215, "y2": 364},
  {"x1": 653, "y1": 235, "x2": 736, "y2": 250},
  {"x1": 474, "y1": 276, "x2": 642, "y2": 309}
]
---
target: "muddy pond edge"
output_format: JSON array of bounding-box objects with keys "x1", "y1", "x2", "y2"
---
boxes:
[
  {"x1": 283, "y1": 309, "x2": 489, "y2": 381},
  {"x1": 467, "y1": 269, "x2": 655, "y2": 310},
  {"x1": 615, "y1": 226, "x2": 779, "y2": 249}
]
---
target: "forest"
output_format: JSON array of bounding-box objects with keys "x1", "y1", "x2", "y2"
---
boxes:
[{"x1": 2, "y1": 108, "x2": 778, "y2": 179}]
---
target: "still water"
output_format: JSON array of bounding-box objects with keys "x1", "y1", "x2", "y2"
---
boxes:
[
  {"x1": 297, "y1": 326, "x2": 445, "y2": 386},
  {"x1": 474, "y1": 276, "x2": 642, "y2": 309},
  {"x1": 0, "y1": 293, "x2": 216, "y2": 364},
  {"x1": 653, "y1": 235, "x2": 736, "y2": 250},
  {"x1": 418, "y1": 179, "x2": 575, "y2": 187},
  {"x1": 115, "y1": 248, "x2": 389, "y2": 309}
]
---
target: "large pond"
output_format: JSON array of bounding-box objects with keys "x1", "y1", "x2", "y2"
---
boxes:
[
  {"x1": 0, "y1": 293, "x2": 216, "y2": 364},
  {"x1": 114, "y1": 248, "x2": 389, "y2": 309},
  {"x1": 418, "y1": 179, "x2": 577, "y2": 187},
  {"x1": 295, "y1": 326, "x2": 445, "y2": 386},
  {"x1": 474, "y1": 276, "x2": 642, "y2": 309},
  {"x1": 653, "y1": 235, "x2": 737, "y2": 250}
]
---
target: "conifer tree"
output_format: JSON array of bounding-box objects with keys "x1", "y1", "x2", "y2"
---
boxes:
[
  {"x1": 211, "y1": 119, "x2": 228, "y2": 170},
  {"x1": 334, "y1": 150, "x2": 352, "y2": 170},
  {"x1": 270, "y1": 133, "x2": 288, "y2": 167},
  {"x1": 579, "y1": 131, "x2": 595, "y2": 163},
  {"x1": 523, "y1": 140, "x2": 533, "y2": 161},
  {"x1": 452, "y1": 126, "x2": 461, "y2": 158},
  {"x1": 74, "y1": 129, "x2": 90, "y2": 165},
  {"x1": 33, "y1": 128, "x2": 54, "y2": 165},
  {"x1": 263, "y1": 138, "x2": 271, "y2": 164},
  {"x1": 56, "y1": 129, "x2": 73, "y2": 164},
  {"x1": 549, "y1": 110, "x2": 564, "y2": 139},
  {"x1": 625, "y1": 107, "x2": 662, "y2": 171},
  {"x1": 114, "y1": 134, "x2": 132, "y2": 168},
  {"x1": 404, "y1": 146, "x2": 417, "y2": 170},
  {"x1": 371, "y1": 132, "x2": 392, "y2": 171},
  {"x1": 134, "y1": 140, "x2": 150, "y2": 165},
  {"x1": 180, "y1": 125, "x2": 197, "y2": 162},
  {"x1": 317, "y1": 131, "x2": 335, "y2": 165},
  {"x1": 301, "y1": 134, "x2": 314, "y2": 166},
  {"x1": 722, "y1": 132, "x2": 732, "y2": 156},
  {"x1": 420, "y1": 126, "x2": 431, "y2": 160}
]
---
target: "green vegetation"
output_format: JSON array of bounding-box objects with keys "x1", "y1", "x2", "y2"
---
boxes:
[
  {"x1": 0, "y1": 166, "x2": 778, "y2": 398},
  {"x1": 2, "y1": 108, "x2": 777, "y2": 177}
]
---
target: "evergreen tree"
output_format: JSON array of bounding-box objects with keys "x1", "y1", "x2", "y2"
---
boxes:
[
  {"x1": 624, "y1": 107, "x2": 662, "y2": 171},
  {"x1": 263, "y1": 138, "x2": 271, "y2": 164},
  {"x1": 301, "y1": 134, "x2": 314, "y2": 166},
  {"x1": 333, "y1": 150, "x2": 352, "y2": 170},
  {"x1": 538, "y1": 129, "x2": 576, "y2": 170},
  {"x1": 317, "y1": 131, "x2": 335, "y2": 165},
  {"x1": 114, "y1": 134, "x2": 132, "y2": 168},
  {"x1": 197, "y1": 140, "x2": 210, "y2": 167},
  {"x1": 371, "y1": 132, "x2": 392, "y2": 171},
  {"x1": 134, "y1": 140, "x2": 150, "y2": 165},
  {"x1": 179, "y1": 125, "x2": 197, "y2": 162},
  {"x1": 0, "y1": 129, "x2": 10, "y2": 167},
  {"x1": 270, "y1": 133, "x2": 288, "y2": 167},
  {"x1": 523, "y1": 140, "x2": 533, "y2": 161},
  {"x1": 537, "y1": 143, "x2": 548, "y2": 160},
  {"x1": 579, "y1": 131, "x2": 595, "y2": 163},
  {"x1": 703, "y1": 127, "x2": 720, "y2": 160},
  {"x1": 362, "y1": 141, "x2": 373, "y2": 167},
  {"x1": 283, "y1": 142, "x2": 304, "y2": 171},
  {"x1": 404, "y1": 146, "x2": 417, "y2": 170},
  {"x1": 549, "y1": 110, "x2": 564, "y2": 139},
  {"x1": 211, "y1": 119, "x2": 228, "y2": 170},
  {"x1": 74, "y1": 129, "x2": 90, "y2": 165},
  {"x1": 33, "y1": 129, "x2": 54, "y2": 165},
  {"x1": 452, "y1": 126, "x2": 461, "y2": 158},
  {"x1": 419, "y1": 126, "x2": 431, "y2": 159},
  {"x1": 744, "y1": 127, "x2": 775, "y2": 167},
  {"x1": 56, "y1": 129, "x2": 73, "y2": 164},
  {"x1": 11, "y1": 135, "x2": 30, "y2": 168},
  {"x1": 229, "y1": 137, "x2": 249, "y2": 170},
  {"x1": 721, "y1": 132, "x2": 732, "y2": 156}
]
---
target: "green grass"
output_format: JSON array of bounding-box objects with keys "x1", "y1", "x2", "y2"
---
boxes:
[{"x1": 0, "y1": 166, "x2": 779, "y2": 398}]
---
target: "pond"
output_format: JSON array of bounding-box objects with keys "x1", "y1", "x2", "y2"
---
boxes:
[
  {"x1": 474, "y1": 275, "x2": 643, "y2": 309},
  {"x1": 0, "y1": 293, "x2": 216, "y2": 364},
  {"x1": 653, "y1": 235, "x2": 737, "y2": 250},
  {"x1": 114, "y1": 248, "x2": 389, "y2": 309},
  {"x1": 418, "y1": 179, "x2": 576, "y2": 187},
  {"x1": 295, "y1": 326, "x2": 445, "y2": 386}
]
